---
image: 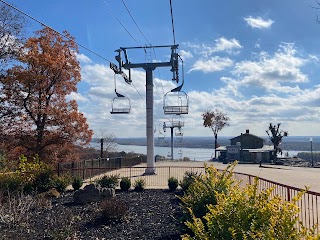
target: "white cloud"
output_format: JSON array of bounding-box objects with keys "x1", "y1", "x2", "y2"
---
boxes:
[
  {"x1": 179, "y1": 50, "x2": 193, "y2": 60},
  {"x1": 76, "y1": 53, "x2": 92, "y2": 63},
  {"x1": 214, "y1": 37, "x2": 242, "y2": 53},
  {"x1": 189, "y1": 56, "x2": 233, "y2": 73},
  {"x1": 244, "y1": 16, "x2": 274, "y2": 29},
  {"x1": 183, "y1": 37, "x2": 242, "y2": 57},
  {"x1": 67, "y1": 92, "x2": 88, "y2": 102},
  {"x1": 229, "y1": 43, "x2": 309, "y2": 94}
]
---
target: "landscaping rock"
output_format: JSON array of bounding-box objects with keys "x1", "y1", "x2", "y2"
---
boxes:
[{"x1": 73, "y1": 184, "x2": 115, "y2": 204}]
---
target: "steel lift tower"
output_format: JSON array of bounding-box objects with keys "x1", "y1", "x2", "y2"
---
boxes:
[
  {"x1": 163, "y1": 116, "x2": 184, "y2": 160},
  {"x1": 113, "y1": 45, "x2": 179, "y2": 174}
]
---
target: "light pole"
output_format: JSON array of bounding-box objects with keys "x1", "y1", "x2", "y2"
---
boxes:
[{"x1": 310, "y1": 137, "x2": 314, "y2": 167}]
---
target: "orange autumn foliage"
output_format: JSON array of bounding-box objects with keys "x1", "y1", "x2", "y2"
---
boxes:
[{"x1": 0, "y1": 27, "x2": 93, "y2": 163}]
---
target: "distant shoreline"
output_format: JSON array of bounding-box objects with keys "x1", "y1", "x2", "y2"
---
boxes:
[{"x1": 91, "y1": 136, "x2": 320, "y2": 151}]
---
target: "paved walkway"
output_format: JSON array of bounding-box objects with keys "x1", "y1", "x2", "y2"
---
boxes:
[{"x1": 131, "y1": 161, "x2": 320, "y2": 192}]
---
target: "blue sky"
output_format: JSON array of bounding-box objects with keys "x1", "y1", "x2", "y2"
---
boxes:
[{"x1": 4, "y1": 0, "x2": 320, "y2": 138}]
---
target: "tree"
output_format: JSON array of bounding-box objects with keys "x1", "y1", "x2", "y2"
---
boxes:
[
  {"x1": 202, "y1": 109, "x2": 230, "y2": 160},
  {"x1": 266, "y1": 123, "x2": 288, "y2": 161},
  {"x1": 0, "y1": 27, "x2": 93, "y2": 162},
  {"x1": 0, "y1": 3, "x2": 26, "y2": 72}
]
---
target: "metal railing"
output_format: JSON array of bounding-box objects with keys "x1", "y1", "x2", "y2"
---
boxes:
[{"x1": 232, "y1": 171, "x2": 320, "y2": 231}]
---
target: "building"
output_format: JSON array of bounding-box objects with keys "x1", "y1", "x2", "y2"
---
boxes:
[{"x1": 217, "y1": 129, "x2": 273, "y2": 163}]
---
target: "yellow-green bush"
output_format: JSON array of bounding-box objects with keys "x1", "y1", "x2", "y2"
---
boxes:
[
  {"x1": 0, "y1": 155, "x2": 70, "y2": 194},
  {"x1": 180, "y1": 162, "x2": 236, "y2": 220},
  {"x1": 182, "y1": 178, "x2": 319, "y2": 240},
  {"x1": 17, "y1": 154, "x2": 49, "y2": 174}
]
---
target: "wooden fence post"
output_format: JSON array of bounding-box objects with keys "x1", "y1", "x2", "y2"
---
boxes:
[
  {"x1": 91, "y1": 159, "x2": 94, "y2": 177},
  {"x1": 71, "y1": 162, "x2": 75, "y2": 178},
  {"x1": 82, "y1": 160, "x2": 85, "y2": 180},
  {"x1": 57, "y1": 162, "x2": 60, "y2": 177}
]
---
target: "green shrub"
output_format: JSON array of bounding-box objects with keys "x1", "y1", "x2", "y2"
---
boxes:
[
  {"x1": 51, "y1": 175, "x2": 71, "y2": 193},
  {"x1": 0, "y1": 173, "x2": 24, "y2": 194},
  {"x1": 168, "y1": 177, "x2": 179, "y2": 191},
  {"x1": 120, "y1": 177, "x2": 131, "y2": 191},
  {"x1": 133, "y1": 178, "x2": 146, "y2": 192},
  {"x1": 180, "y1": 163, "x2": 236, "y2": 220},
  {"x1": 97, "y1": 174, "x2": 119, "y2": 189},
  {"x1": 32, "y1": 168, "x2": 55, "y2": 193},
  {"x1": 72, "y1": 177, "x2": 83, "y2": 190},
  {"x1": 182, "y1": 179, "x2": 319, "y2": 240},
  {"x1": 179, "y1": 171, "x2": 201, "y2": 193},
  {"x1": 0, "y1": 161, "x2": 5, "y2": 171},
  {"x1": 100, "y1": 198, "x2": 128, "y2": 223}
]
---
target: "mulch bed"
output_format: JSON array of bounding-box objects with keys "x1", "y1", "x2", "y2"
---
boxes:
[{"x1": 0, "y1": 189, "x2": 185, "y2": 240}]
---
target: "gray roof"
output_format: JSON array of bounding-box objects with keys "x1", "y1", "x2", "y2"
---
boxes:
[{"x1": 230, "y1": 133, "x2": 264, "y2": 141}]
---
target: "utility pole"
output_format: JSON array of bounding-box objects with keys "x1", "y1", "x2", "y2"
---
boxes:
[
  {"x1": 114, "y1": 45, "x2": 179, "y2": 174},
  {"x1": 100, "y1": 138, "x2": 104, "y2": 159},
  {"x1": 310, "y1": 137, "x2": 314, "y2": 167}
]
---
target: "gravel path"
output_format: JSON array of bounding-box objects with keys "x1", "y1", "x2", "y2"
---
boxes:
[{"x1": 0, "y1": 189, "x2": 185, "y2": 240}]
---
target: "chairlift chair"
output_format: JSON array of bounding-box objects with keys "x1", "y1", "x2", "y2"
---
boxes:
[
  {"x1": 110, "y1": 74, "x2": 131, "y2": 114},
  {"x1": 157, "y1": 123, "x2": 166, "y2": 139},
  {"x1": 175, "y1": 128, "x2": 183, "y2": 137},
  {"x1": 110, "y1": 92, "x2": 131, "y2": 114},
  {"x1": 163, "y1": 54, "x2": 189, "y2": 115}
]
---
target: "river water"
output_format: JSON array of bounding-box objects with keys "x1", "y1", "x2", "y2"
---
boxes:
[{"x1": 92, "y1": 143, "x2": 310, "y2": 161}]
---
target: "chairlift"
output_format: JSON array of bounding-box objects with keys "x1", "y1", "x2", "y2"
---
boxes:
[
  {"x1": 170, "y1": 115, "x2": 184, "y2": 128},
  {"x1": 175, "y1": 128, "x2": 183, "y2": 137},
  {"x1": 163, "y1": 55, "x2": 189, "y2": 115},
  {"x1": 110, "y1": 74, "x2": 131, "y2": 114},
  {"x1": 156, "y1": 123, "x2": 165, "y2": 139}
]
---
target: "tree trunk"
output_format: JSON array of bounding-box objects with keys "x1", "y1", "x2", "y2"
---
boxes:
[
  {"x1": 273, "y1": 144, "x2": 277, "y2": 162},
  {"x1": 214, "y1": 134, "x2": 218, "y2": 160}
]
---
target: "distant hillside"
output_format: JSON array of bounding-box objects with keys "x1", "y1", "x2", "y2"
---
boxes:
[{"x1": 108, "y1": 136, "x2": 320, "y2": 151}]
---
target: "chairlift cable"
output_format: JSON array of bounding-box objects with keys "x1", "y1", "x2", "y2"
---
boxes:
[
  {"x1": 102, "y1": 0, "x2": 141, "y2": 46},
  {"x1": 131, "y1": 82, "x2": 145, "y2": 102},
  {"x1": 0, "y1": 0, "x2": 113, "y2": 63},
  {"x1": 121, "y1": 0, "x2": 151, "y2": 46},
  {"x1": 152, "y1": 49, "x2": 166, "y2": 97}
]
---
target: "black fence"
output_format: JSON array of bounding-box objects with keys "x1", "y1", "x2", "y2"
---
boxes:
[{"x1": 57, "y1": 156, "x2": 146, "y2": 179}]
